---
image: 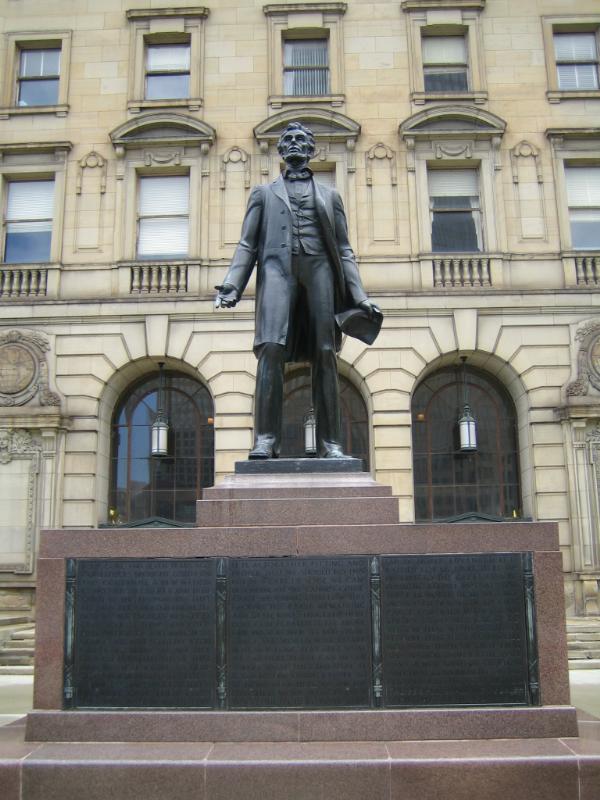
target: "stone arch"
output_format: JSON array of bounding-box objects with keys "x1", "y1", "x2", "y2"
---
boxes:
[
  {"x1": 410, "y1": 350, "x2": 532, "y2": 521},
  {"x1": 96, "y1": 356, "x2": 214, "y2": 525}
]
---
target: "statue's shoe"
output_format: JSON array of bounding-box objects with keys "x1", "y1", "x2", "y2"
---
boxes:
[
  {"x1": 248, "y1": 438, "x2": 278, "y2": 459},
  {"x1": 322, "y1": 444, "x2": 349, "y2": 459}
]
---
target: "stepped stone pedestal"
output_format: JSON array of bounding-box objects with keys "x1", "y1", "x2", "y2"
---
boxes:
[{"x1": 1, "y1": 461, "x2": 600, "y2": 799}]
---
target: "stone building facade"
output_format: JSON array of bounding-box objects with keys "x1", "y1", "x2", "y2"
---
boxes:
[{"x1": 0, "y1": 0, "x2": 599, "y2": 617}]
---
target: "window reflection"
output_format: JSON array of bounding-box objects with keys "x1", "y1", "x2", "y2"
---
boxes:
[
  {"x1": 281, "y1": 366, "x2": 369, "y2": 466},
  {"x1": 412, "y1": 366, "x2": 521, "y2": 521},
  {"x1": 110, "y1": 371, "x2": 214, "y2": 525}
]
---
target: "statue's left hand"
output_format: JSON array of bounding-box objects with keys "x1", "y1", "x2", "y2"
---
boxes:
[{"x1": 358, "y1": 300, "x2": 381, "y2": 319}]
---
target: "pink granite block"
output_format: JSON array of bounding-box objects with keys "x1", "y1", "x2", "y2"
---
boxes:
[
  {"x1": 196, "y1": 496, "x2": 399, "y2": 528},
  {"x1": 40, "y1": 528, "x2": 298, "y2": 559},
  {"x1": 0, "y1": 760, "x2": 21, "y2": 800},
  {"x1": 296, "y1": 522, "x2": 558, "y2": 556},
  {"x1": 558, "y1": 738, "x2": 600, "y2": 800},
  {"x1": 534, "y1": 551, "x2": 571, "y2": 706},
  {"x1": 298, "y1": 707, "x2": 578, "y2": 742},
  {"x1": 390, "y1": 760, "x2": 578, "y2": 800},
  {"x1": 33, "y1": 558, "x2": 66, "y2": 710},
  {"x1": 25, "y1": 710, "x2": 300, "y2": 743},
  {"x1": 22, "y1": 742, "x2": 211, "y2": 800},
  {"x1": 205, "y1": 742, "x2": 390, "y2": 800}
]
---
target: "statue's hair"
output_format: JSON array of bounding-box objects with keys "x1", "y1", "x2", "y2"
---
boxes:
[{"x1": 277, "y1": 122, "x2": 316, "y2": 158}]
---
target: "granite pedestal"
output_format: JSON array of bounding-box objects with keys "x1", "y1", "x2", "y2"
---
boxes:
[{"x1": 1, "y1": 462, "x2": 599, "y2": 799}]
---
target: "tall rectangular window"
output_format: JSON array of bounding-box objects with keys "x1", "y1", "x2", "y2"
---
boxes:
[
  {"x1": 422, "y1": 35, "x2": 468, "y2": 93},
  {"x1": 283, "y1": 38, "x2": 329, "y2": 96},
  {"x1": 17, "y1": 48, "x2": 60, "y2": 106},
  {"x1": 565, "y1": 166, "x2": 600, "y2": 250},
  {"x1": 554, "y1": 33, "x2": 599, "y2": 91},
  {"x1": 428, "y1": 169, "x2": 481, "y2": 252},
  {"x1": 137, "y1": 175, "x2": 189, "y2": 259},
  {"x1": 145, "y1": 43, "x2": 190, "y2": 100},
  {"x1": 4, "y1": 180, "x2": 54, "y2": 263}
]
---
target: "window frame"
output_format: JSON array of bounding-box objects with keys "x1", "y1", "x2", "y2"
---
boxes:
[
  {"x1": 0, "y1": 142, "x2": 70, "y2": 267},
  {"x1": 428, "y1": 167, "x2": 483, "y2": 253},
  {"x1": 402, "y1": 1, "x2": 487, "y2": 106},
  {"x1": 542, "y1": 16, "x2": 600, "y2": 103},
  {"x1": 547, "y1": 130, "x2": 600, "y2": 256},
  {"x1": 264, "y1": 3, "x2": 346, "y2": 110},
  {"x1": 144, "y1": 41, "x2": 191, "y2": 102},
  {"x1": 421, "y1": 33, "x2": 469, "y2": 94},
  {"x1": 3, "y1": 178, "x2": 55, "y2": 265},
  {"x1": 282, "y1": 35, "x2": 330, "y2": 97},
  {"x1": 0, "y1": 31, "x2": 71, "y2": 118},
  {"x1": 127, "y1": 7, "x2": 208, "y2": 114},
  {"x1": 136, "y1": 172, "x2": 191, "y2": 261},
  {"x1": 563, "y1": 165, "x2": 600, "y2": 252}
]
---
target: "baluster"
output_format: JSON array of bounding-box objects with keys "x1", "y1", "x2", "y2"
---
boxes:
[
  {"x1": 131, "y1": 266, "x2": 140, "y2": 294},
  {"x1": 433, "y1": 259, "x2": 442, "y2": 287},
  {"x1": 141, "y1": 266, "x2": 150, "y2": 293},
  {"x1": 576, "y1": 257, "x2": 585, "y2": 285}
]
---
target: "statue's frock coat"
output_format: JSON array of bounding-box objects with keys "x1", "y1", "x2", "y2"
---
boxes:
[{"x1": 221, "y1": 176, "x2": 368, "y2": 360}]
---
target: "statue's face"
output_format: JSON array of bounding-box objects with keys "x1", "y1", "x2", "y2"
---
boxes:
[{"x1": 278, "y1": 128, "x2": 312, "y2": 166}]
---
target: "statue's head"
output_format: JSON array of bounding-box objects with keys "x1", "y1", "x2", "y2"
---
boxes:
[{"x1": 277, "y1": 122, "x2": 316, "y2": 166}]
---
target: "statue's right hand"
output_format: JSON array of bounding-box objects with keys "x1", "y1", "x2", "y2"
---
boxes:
[{"x1": 215, "y1": 284, "x2": 240, "y2": 309}]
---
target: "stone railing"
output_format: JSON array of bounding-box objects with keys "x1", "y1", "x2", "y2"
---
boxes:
[
  {"x1": 0, "y1": 267, "x2": 47, "y2": 298},
  {"x1": 433, "y1": 256, "x2": 491, "y2": 288},
  {"x1": 575, "y1": 255, "x2": 599, "y2": 286},
  {"x1": 130, "y1": 263, "x2": 188, "y2": 294}
]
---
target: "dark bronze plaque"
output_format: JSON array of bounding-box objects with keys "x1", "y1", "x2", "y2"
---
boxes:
[
  {"x1": 227, "y1": 557, "x2": 372, "y2": 709},
  {"x1": 381, "y1": 553, "x2": 531, "y2": 707},
  {"x1": 69, "y1": 559, "x2": 216, "y2": 708}
]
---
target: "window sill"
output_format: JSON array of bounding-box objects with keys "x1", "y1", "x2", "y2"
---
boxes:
[
  {"x1": 0, "y1": 104, "x2": 69, "y2": 119},
  {"x1": 411, "y1": 91, "x2": 487, "y2": 105},
  {"x1": 128, "y1": 98, "x2": 203, "y2": 113},
  {"x1": 547, "y1": 90, "x2": 600, "y2": 104},
  {"x1": 269, "y1": 94, "x2": 345, "y2": 110}
]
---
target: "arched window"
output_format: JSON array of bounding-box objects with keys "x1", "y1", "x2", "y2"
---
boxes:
[
  {"x1": 281, "y1": 366, "x2": 369, "y2": 465},
  {"x1": 412, "y1": 365, "x2": 520, "y2": 521},
  {"x1": 110, "y1": 371, "x2": 214, "y2": 525}
]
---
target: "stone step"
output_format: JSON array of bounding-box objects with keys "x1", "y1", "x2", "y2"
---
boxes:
[
  {"x1": 567, "y1": 631, "x2": 600, "y2": 641},
  {"x1": 204, "y1": 474, "x2": 393, "y2": 500},
  {"x1": 2, "y1": 736, "x2": 599, "y2": 800},
  {"x1": 9, "y1": 631, "x2": 35, "y2": 642},
  {"x1": 196, "y1": 495, "x2": 399, "y2": 527},
  {"x1": 568, "y1": 641, "x2": 600, "y2": 651},
  {"x1": 569, "y1": 658, "x2": 600, "y2": 670},
  {"x1": 0, "y1": 664, "x2": 33, "y2": 675},
  {"x1": 0, "y1": 615, "x2": 31, "y2": 626},
  {"x1": 1, "y1": 643, "x2": 35, "y2": 654},
  {"x1": 0, "y1": 654, "x2": 34, "y2": 665}
]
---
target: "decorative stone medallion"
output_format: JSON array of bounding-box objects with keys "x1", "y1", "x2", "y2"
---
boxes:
[{"x1": 0, "y1": 330, "x2": 60, "y2": 406}]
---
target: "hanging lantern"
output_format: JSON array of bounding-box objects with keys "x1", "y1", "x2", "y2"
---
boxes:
[
  {"x1": 458, "y1": 403, "x2": 477, "y2": 451},
  {"x1": 458, "y1": 357, "x2": 477, "y2": 452},
  {"x1": 151, "y1": 362, "x2": 169, "y2": 457},
  {"x1": 303, "y1": 407, "x2": 317, "y2": 456}
]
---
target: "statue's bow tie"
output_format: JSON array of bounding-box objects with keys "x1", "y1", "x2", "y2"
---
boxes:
[{"x1": 284, "y1": 168, "x2": 313, "y2": 181}]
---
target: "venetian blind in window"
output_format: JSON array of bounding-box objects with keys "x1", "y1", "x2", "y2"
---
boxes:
[
  {"x1": 428, "y1": 169, "x2": 481, "y2": 252},
  {"x1": 137, "y1": 175, "x2": 189, "y2": 259},
  {"x1": 554, "y1": 33, "x2": 599, "y2": 90},
  {"x1": 566, "y1": 166, "x2": 600, "y2": 249},
  {"x1": 4, "y1": 179, "x2": 54, "y2": 263},
  {"x1": 422, "y1": 35, "x2": 468, "y2": 92},
  {"x1": 283, "y1": 39, "x2": 329, "y2": 96}
]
